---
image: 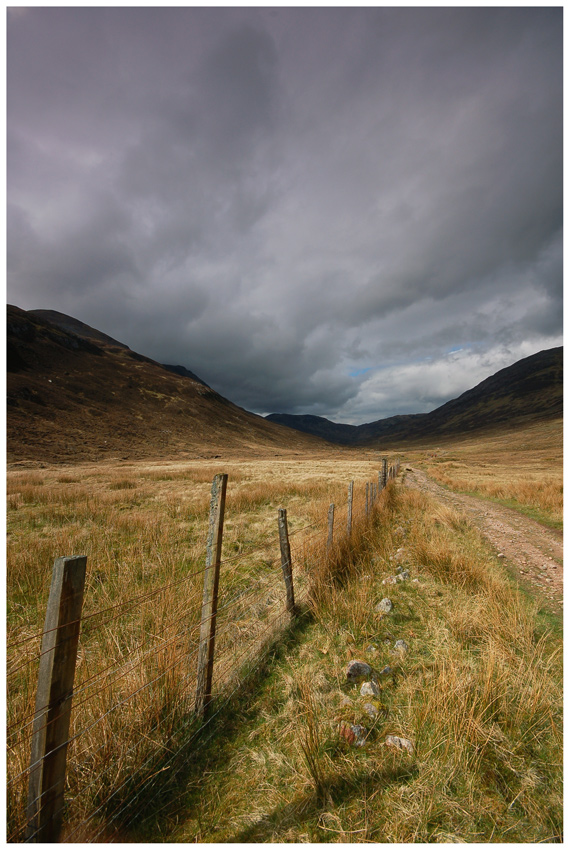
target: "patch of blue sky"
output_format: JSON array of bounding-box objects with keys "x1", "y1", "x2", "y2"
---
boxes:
[{"x1": 349, "y1": 367, "x2": 373, "y2": 377}]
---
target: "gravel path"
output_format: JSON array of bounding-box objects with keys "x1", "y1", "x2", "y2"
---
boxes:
[{"x1": 404, "y1": 467, "x2": 563, "y2": 614}]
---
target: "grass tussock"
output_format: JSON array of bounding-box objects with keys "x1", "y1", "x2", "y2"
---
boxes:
[{"x1": 169, "y1": 483, "x2": 562, "y2": 844}]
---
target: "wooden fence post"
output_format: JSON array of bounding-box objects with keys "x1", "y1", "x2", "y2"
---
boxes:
[
  {"x1": 347, "y1": 481, "x2": 354, "y2": 537},
  {"x1": 26, "y1": 555, "x2": 87, "y2": 843},
  {"x1": 326, "y1": 503, "x2": 335, "y2": 552},
  {"x1": 278, "y1": 508, "x2": 296, "y2": 615},
  {"x1": 382, "y1": 458, "x2": 388, "y2": 489},
  {"x1": 195, "y1": 473, "x2": 228, "y2": 719}
]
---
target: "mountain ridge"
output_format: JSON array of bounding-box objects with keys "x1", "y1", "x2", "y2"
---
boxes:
[
  {"x1": 267, "y1": 346, "x2": 563, "y2": 446},
  {"x1": 7, "y1": 305, "x2": 562, "y2": 461}
]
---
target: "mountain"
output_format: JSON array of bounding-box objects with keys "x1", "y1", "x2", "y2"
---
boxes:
[
  {"x1": 6, "y1": 306, "x2": 327, "y2": 463},
  {"x1": 267, "y1": 347, "x2": 563, "y2": 446}
]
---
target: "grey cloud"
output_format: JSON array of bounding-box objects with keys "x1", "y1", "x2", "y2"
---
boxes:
[{"x1": 7, "y1": 7, "x2": 562, "y2": 423}]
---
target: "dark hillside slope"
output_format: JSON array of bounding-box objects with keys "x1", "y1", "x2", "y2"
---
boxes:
[
  {"x1": 7, "y1": 305, "x2": 327, "y2": 463},
  {"x1": 416, "y1": 346, "x2": 562, "y2": 438},
  {"x1": 267, "y1": 347, "x2": 562, "y2": 446}
]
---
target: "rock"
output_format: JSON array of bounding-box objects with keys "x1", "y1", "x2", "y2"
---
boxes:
[
  {"x1": 346, "y1": 660, "x2": 373, "y2": 682},
  {"x1": 375, "y1": 598, "x2": 394, "y2": 614},
  {"x1": 365, "y1": 644, "x2": 379, "y2": 656},
  {"x1": 363, "y1": 702, "x2": 379, "y2": 719},
  {"x1": 397, "y1": 570, "x2": 411, "y2": 582},
  {"x1": 385, "y1": 735, "x2": 414, "y2": 754},
  {"x1": 382, "y1": 576, "x2": 398, "y2": 585},
  {"x1": 360, "y1": 680, "x2": 380, "y2": 697},
  {"x1": 393, "y1": 640, "x2": 409, "y2": 655},
  {"x1": 378, "y1": 665, "x2": 393, "y2": 678},
  {"x1": 339, "y1": 722, "x2": 368, "y2": 747}
]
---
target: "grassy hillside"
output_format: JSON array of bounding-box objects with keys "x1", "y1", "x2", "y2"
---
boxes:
[{"x1": 7, "y1": 305, "x2": 328, "y2": 463}]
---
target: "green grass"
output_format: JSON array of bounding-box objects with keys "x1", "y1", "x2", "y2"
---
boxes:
[{"x1": 165, "y1": 485, "x2": 563, "y2": 844}]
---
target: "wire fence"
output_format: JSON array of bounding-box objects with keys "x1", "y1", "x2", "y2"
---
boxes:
[{"x1": 7, "y1": 459, "x2": 400, "y2": 842}]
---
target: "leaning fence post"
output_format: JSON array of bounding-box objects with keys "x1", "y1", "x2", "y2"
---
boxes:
[
  {"x1": 195, "y1": 473, "x2": 228, "y2": 719},
  {"x1": 327, "y1": 503, "x2": 335, "y2": 552},
  {"x1": 26, "y1": 555, "x2": 87, "y2": 843},
  {"x1": 347, "y1": 481, "x2": 354, "y2": 536},
  {"x1": 278, "y1": 508, "x2": 296, "y2": 615}
]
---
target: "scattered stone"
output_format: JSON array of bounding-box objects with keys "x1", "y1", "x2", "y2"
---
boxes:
[
  {"x1": 497, "y1": 553, "x2": 505, "y2": 559},
  {"x1": 375, "y1": 598, "x2": 394, "y2": 614},
  {"x1": 363, "y1": 702, "x2": 379, "y2": 719},
  {"x1": 393, "y1": 639, "x2": 409, "y2": 655},
  {"x1": 382, "y1": 576, "x2": 398, "y2": 585},
  {"x1": 360, "y1": 680, "x2": 381, "y2": 697},
  {"x1": 385, "y1": 735, "x2": 414, "y2": 754},
  {"x1": 397, "y1": 570, "x2": 411, "y2": 582},
  {"x1": 346, "y1": 660, "x2": 373, "y2": 682},
  {"x1": 378, "y1": 665, "x2": 393, "y2": 678},
  {"x1": 339, "y1": 722, "x2": 368, "y2": 747},
  {"x1": 365, "y1": 644, "x2": 379, "y2": 656}
]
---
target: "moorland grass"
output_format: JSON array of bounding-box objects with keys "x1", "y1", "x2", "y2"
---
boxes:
[
  {"x1": 418, "y1": 418, "x2": 563, "y2": 528},
  {"x1": 6, "y1": 454, "x2": 381, "y2": 841},
  {"x1": 6, "y1": 438, "x2": 562, "y2": 842},
  {"x1": 167, "y1": 485, "x2": 562, "y2": 844}
]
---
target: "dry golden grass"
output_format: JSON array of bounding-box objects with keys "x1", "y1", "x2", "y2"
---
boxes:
[
  {"x1": 7, "y1": 428, "x2": 562, "y2": 842},
  {"x1": 405, "y1": 418, "x2": 563, "y2": 526},
  {"x1": 6, "y1": 452, "x2": 386, "y2": 841}
]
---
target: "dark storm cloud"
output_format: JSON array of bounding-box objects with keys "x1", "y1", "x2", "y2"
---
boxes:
[{"x1": 7, "y1": 7, "x2": 562, "y2": 423}]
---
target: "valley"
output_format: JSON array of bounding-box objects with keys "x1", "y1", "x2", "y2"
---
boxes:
[{"x1": 6, "y1": 307, "x2": 563, "y2": 843}]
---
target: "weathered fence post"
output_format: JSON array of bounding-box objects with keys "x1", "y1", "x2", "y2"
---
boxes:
[
  {"x1": 347, "y1": 481, "x2": 354, "y2": 537},
  {"x1": 195, "y1": 473, "x2": 228, "y2": 719},
  {"x1": 26, "y1": 555, "x2": 87, "y2": 843},
  {"x1": 382, "y1": 458, "x2": 388, "y2": 489},
  {"x1": 326, "y1": 503, "x2": 335, "y2": 552},
  {"x1": 278, "y1": 508, "x2": 296, "y2": 615}
]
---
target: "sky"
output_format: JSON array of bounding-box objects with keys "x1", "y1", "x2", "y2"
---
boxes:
[{"x1": 7, "y1": 6, "x2": 563, "y2": 424}]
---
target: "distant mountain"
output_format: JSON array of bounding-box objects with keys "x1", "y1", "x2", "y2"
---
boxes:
[
  {"x1": 267, "y1": 347, "x2": 563, "y2": 446},
  {"x1": 7, "y1": 305, "x2": 326, "y2": 463}
]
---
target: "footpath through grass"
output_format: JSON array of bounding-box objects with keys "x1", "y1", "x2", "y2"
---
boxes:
[{"x1": 165, "y1": 483, "x2": 562, "y2": 843}]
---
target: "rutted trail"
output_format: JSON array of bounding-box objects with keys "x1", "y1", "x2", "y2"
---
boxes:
[{"x1": 405, "y1": 467, "x2": 563, "y2": 612}]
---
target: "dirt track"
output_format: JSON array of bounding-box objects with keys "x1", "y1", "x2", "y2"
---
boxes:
[{"x1": 404, "y1": 467, "x2": 563, "y2": 614}]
